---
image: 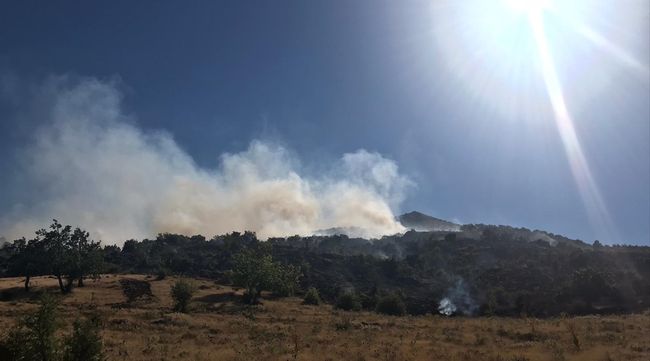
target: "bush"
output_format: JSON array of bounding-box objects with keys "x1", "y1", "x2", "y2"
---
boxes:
[
  {"x1": 334, "y1": 316, "x2": 353, "y2": 331},
  {"x1": 62, "y1": 315, "x2": 104, "y2": 361},
  {"x1": 1, "y1": 294, "x2": 61, "y2": 361},
  {"x1": 303, "y1": 287, "x2": 321, "y2": 305},
  {"x1": 155, "y1": 268, "x2": 169, "y2": 281},
  {"x1": 359, "y1": 292, "x2": 378, "y2": 310},
  {"x1": 375, "y1": 293, "x2": 406, "y2": 316},
  {"x1": 171, "y1": 279, "x2": 196, "y2": 313},
  {"x1": 0, "y1": 295, "x2": 106, "y2": 361},
  {"x1": 335, "y1": 292, "x2": 361, "y2": 311}
]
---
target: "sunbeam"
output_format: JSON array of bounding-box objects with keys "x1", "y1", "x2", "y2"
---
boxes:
[
  {"x1": 528, "y1": 11, "x2": 618, "y2": 239},
  {"x1": 576, "y1": 24, "x2": 650, "y2": 78}
]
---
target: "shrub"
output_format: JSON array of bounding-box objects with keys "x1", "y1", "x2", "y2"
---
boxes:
[
  {"x1": 303, "y1": 287, "x2": 321, "y2": 305},
  {"x1": 0, "y1": 295, "x2": 106, "y2": 361},
  {"x1": 335, "y1": 292, "x2": 361, "y2": 311},
  {"x1": 119, "y1": 279, "x2": 154, "y2": 303},
  {"x1": 155, "y1": 268, "x2": 169, "y2": 281},
  {"x1": 359, "y1": 292, "x2": 378, "y2": 310},
  {"x1": 62, "y1": 315, "x2": 104, "y2": 361},
  {"x1": 334, "y1": 316, "x2": 353, "y2": 331},
  {"x1": 171, "y1": 279, "x2": 196, "y2": 313},
  {"x1": 375, "y1": 293, "x2": 406, "y2": 316},
  {"x1": 1, "y1": 294, "x2": 61, "y2": 361}
]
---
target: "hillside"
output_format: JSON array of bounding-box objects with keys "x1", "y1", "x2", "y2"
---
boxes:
[
  {"x1": 270, "y1": 226, "x2": 650, "y2": 316},
  {"x1": 0, "y1": 275, "x2": 648, "y2": 361},
  {"x1": 1, "y1": 220, "x2": 649, "y2": 319}
]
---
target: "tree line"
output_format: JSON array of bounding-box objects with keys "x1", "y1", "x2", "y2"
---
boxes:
[
  {"x1": 4, "y1": 220, "x2": 103, "y2": 293},
  {"x1": 1, "y1": 220, "x2": 649, "y2": 317}
]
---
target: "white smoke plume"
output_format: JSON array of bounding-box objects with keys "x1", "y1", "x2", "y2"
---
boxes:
[
  {"x1": 437, "y1": 279, "x2": 477, "y2": 316},
  {"x1": 1, "y1": 77, "x2": 411, "y2": 244},
  {"x1": 437, "y1": 298, "x2": 457, "y2": 316}
]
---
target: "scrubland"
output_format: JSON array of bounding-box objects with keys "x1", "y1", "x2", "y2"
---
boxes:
[{"x1": 0, "y1": 275, "x2": 648, "y2": 361}]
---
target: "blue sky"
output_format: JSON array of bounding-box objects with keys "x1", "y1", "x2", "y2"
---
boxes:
[{"x1": 1, "y1": 1, "x2": 648, "y2": 244}]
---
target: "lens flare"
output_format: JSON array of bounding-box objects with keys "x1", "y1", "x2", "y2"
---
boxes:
[
  {"x1": 575, "y1": 24, "x2": 650, "y2": 77},
  {"x1": 528, "y1": 11, "x2": 617, "y2": 238}
]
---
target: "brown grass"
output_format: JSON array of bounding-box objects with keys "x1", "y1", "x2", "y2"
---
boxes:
[{"x1": 0, "y1": 275, "x2": 648, "y2": 361}]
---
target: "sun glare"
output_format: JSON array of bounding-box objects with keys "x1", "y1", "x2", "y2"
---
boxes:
[
  {"x1": 504, "y1": 0, "x2": 550, "y2": 14},
  {"x1": 431, "y1": 0, "x2": 648, "y2": 239}
]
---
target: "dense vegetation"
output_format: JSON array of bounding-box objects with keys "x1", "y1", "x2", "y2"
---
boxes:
[{"x1": 1, "y1": 221, "x2": 649, "y2": 317}]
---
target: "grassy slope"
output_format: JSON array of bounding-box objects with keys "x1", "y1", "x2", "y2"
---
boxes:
[{"x1": 0, "y1": 275, "x2": 648, "y2": 361}]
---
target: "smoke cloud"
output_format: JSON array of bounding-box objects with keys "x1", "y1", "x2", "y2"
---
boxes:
[{"x1": 1, "y1": 77, "x2": 411, "y2": 244}]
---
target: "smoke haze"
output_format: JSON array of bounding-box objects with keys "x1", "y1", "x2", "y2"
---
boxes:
[{"x1": 0, "y1": 77, "x2": 412, "y2": 244}]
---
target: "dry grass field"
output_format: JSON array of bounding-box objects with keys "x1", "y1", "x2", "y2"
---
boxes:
[{"x1": 0, "y1": 275, "x2": 648, "y2": 361}]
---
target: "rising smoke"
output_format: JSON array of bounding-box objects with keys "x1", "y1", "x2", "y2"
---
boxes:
[
  {"x1": 438, "y1": 279, "x2": 478, "y2": 316},
  {"x1": 0, "y1": 77, "x2": 411, "y2": 244}
]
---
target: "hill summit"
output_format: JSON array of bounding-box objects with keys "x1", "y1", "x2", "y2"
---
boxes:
[{"x1": 398, "y1": 211, "x2": 461, "y2": 232}]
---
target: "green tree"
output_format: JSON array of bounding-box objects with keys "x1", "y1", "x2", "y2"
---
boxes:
[
  {"x1": 38, "y1": 220, "x2": 73, "y2": 293},
  {"x1": 270, "y1": 263, "x2": 302, "y2": 297},
  {"x1": 232, "y1": 249, "x2": 276, "y2": 304},
  {"x1": 7, "y1": 237, "x2": 48, "y2": 292},
  {"x1": 67, "y1": 228, "x2": 103, "y2": 288},
  {"x1": 232, "y1": 248, "x2": 301, "y2": 304},
  {"x1": 20, "y1": 220, "x2": 103, "y2": 293}
]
